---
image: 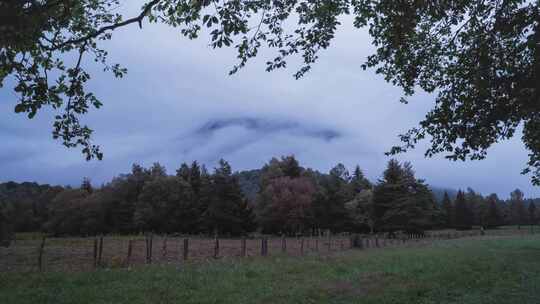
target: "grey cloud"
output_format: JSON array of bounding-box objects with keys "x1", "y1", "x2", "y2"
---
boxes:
[
  {"x1": 195, "y1": 117, "x2": 341, "y2": 141},
  {"x1": 0, "y1": 1, "x2": 538, "y2": 198}
]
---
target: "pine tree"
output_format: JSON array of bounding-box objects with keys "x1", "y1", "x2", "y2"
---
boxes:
[
  {"x1": 205, "y1": 159, "x2": 252, "y2": 235},
  {"x1": 81, "y1": 177, "x2": 93, "y2": 194},
  {"x1": 280, "y1": 155, "x2": 302, "y2": 178},
  {"x1": 454, "y1": 190, "x2": 472, "y2": 229},
  {"x1": 510, "y1": 189, "x2": 527, "y2": 229},
  {"x1": 189, "y1": 161, "x2": 202, "y2": 195},
  {"x1": 150, "y1": 162, "x2": 167, "y2": 178},
  {"x1": 441, "y1": 191, "x2": 453, "y2": 228},
  {"x1": 484, "y1": 194, "x2": 502, "y2": 228},
  {"x1": 528, "y1": 202, "x2": 537, "y2": 226},
  {"x1": 0, "y1": 201, "x2": 13, "y2": 247},
  {"x1": 350, "y1": 165, "x2": 372, "y2": 193},
  {"x1": 372, "y1": 160, "x2": 434, "y2": 232},
  {"x1": 312, "y1": 164, "x2": 352, "y2": 232},
  {"x1": 176, "y1": 163, "x2": 191, "y2": 182}
]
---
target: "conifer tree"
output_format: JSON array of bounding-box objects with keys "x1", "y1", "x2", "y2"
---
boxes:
[
  {"x1": 312, "y1": 164, "x2": 352, "y2": 232},
  {"x1": 176, "y1": 162, "x2": 191, "y2": 182},
  {"x1": 441, "y1": 191, "x2": 453, "y2": 228},
  {"x1": 510, "y1": 189, "x2": 527, "y2": 229},
  {"x1": 485, "y1": 194, "x2": 503, "y2": 228},
  {"x1": 0, "y1": 201, "x2": 13, "y2": 247},
  {"x1": 205, "y1": 159, "x2": 253, "y2": 235},
  {"x1": 454, "y1": 190, "x2": 474, "y2": 229},
  {"x1": 81, "y1": 177, "x2": 93, "y2": 194},
  {"x1": 372, "y1": 159, "x2": 434, "y2": 232},
  {"x1": 350, "y1": 165, "x2": 372, "y2": 193},
  {"x1": 528, "y1": 202, "x2": 537, "y2": 226}
]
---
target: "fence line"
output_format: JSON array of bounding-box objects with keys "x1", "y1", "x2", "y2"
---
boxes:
[{"x1": 0, "y1": 229, "x2": 536, "y2": 273}]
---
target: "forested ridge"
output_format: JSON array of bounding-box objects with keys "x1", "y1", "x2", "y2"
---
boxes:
[{"x1": 1, "y1": 156, "x2": 538, "y2": 239}]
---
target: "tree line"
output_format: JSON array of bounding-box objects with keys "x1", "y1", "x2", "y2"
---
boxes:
[{"x1": 1, "y1": 156, "x2": 539, "y2": 241}]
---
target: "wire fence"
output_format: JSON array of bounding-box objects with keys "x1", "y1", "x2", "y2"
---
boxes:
[{"x1": 0, "y1": 228, "x2": 536, "y2": 273}]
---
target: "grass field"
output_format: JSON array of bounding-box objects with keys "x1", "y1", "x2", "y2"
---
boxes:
[{"x1": 1, "y1": 235, "x2": 540, "y2": 304}]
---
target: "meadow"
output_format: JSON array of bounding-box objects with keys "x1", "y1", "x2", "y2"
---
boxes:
[{"x1": 1, "y1": 233, "x2": 540, "y2": 304}]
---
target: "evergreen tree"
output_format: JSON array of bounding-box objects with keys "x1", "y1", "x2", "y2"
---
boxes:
[
  {"x1": 454, "y1": 190, "x2": 473, "y2": 229},
  {"x1": 485, "y1": 194, "x2": 503, "y2": 228},
  {"x1": 189, "y1": 161, "x2": 202, "y2": 195},
  {"x1": 205, "y1": 159, "x2": 253, "y2": 235},
  {"x1": 150, "y1": 162, "x2": 167, "y2": 178},
  {"x1": 441, "y1": 191, "x2": 453, "y2": 228},
  {"x1": 312, "y1": 164, "x2": 353, "y2": 232},
  {"x1": 350, "y1": 165, "x2": 372, "y2": 193},
  {"x1": 372, "y1": 160, "x2": 434, "y2": 232},
  {"x1": 280, "y1": 155, "x2": 302, "y2": 178},
  {"x1": 176, "y1": 163, "x2": 191, "y2": 182},
  {"x1": 510, "y1": 189, "x2": 527, "y2": 229},
  {"x1": 0, "y1": 201, "x2": 13, "y2": 246},
  {"x1": 81, "y1": 177, "x2": 93, "y2": 194},
  {"x1": 528, "y1": 202, "x2": 537, "y2": 226}
]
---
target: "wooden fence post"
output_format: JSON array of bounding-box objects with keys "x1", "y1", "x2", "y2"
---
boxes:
[
  {"x1": 241, "y1": 237, "x2": 247, "y2": 257},
  {"x1": 261, "y1": 238, "x2": 268, "y2": 256},
  {"x1": 315, "y1": 237, "x2": 319, "y2": 252},
  {"x1": 300, "y1": 238, "x2": 304, "y2": 256},
  {"x1": 98, "y1": 236, "x2": 104, "y2": 267},
  {"x1": 126, "y1": 240, "x2": 133, "y2": 267},
  {"x1": 162, "y1": 235, "x2": 168, "y2": 261},
  {"x1": 214, "y1": 237, "x2": 220, "y2": 258},
  {"x1": 327, "y1": 233, "x2": 331, "y2": 252},
  {"x1": 375, "y1": 237, "x2": 379, "y2": 248},
  {"x1": 146, "y1": 234, "x2": 153, "y2": 264},
  {"x1": 93, "y1": 238, "x2": 98, "y2": 268},
  {"x1": 183, "y1": 238, "x2": 189, "y2": 261},
  {"x1": 38, "y1": 236, "x2": 46, "y2": 272},
  {"x1": 281, "y1": 235, "x2": 286, "y2": 253}
]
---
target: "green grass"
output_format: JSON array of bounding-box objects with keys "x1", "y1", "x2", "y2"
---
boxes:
[{"x1": 2, "y1": 236, "x2": 540, "y2": 304}]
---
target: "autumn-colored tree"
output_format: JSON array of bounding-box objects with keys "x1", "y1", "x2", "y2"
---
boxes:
[{"x1": 258, "y1": 176, "x2": 316, "y2": 234}]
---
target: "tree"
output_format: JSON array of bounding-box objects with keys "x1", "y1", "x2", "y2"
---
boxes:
[
  {"x1": 441, "y1": 192, "x2": 453, "y2": 228},
  {"x1": 44, "y1": 188, "x2": 89, "y2": 235},
  {"x1": 509, "y1": 189, "x2": 527, "y2": 229},
  {"x1": 372, "y1": 159, "x2": 434, "y2": 232},
  {"x1": 350, "y1": 165, "x2": 372, "y2": 193},
  {"x1": 528, "y1": 201, "x2": 537, "y2": 226},
  {"x1": 134, "y1": 176, "x2": 196, "y2": 233},
  {"x1": 345, "y1": 189, "x2": 375, "y2": 233},
  {"x1": 81, "y1": 177, "x2": 93, "y2": 194},
  {"x1": 204, "y1": 159, "x2": 254, "y2": 235},
  {"x1": 485, "y1": 194, "x2": 503, "y2": 228},
  {"x1": 465, "y1": 188, "x2": 485, "y2": 226},
  {"x1": 454, "y1": 190, "x2": 473, "y2": 230},
  {"x1": 257, "y1": 176, "x2": 316, "y2": 234},
  {"x1": 312, "y1": 164, "x2": 353, "y2": 232},
  {"x1": 0, "y1": 201, "x2": 13, "y2": 246},
  {"x1": 5, "y1": 2, "x2": 538, "y2": 184}
]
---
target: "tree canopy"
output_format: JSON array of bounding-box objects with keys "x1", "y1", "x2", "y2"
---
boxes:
[
  {"x1": 1, "y1": 155, "x2": 539, "y2": 237},
  {"x1": 1, "y1": 0, "x2": 539, "y2": 183}
]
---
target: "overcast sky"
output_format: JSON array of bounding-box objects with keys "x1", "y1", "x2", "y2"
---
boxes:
[{"x1": 1, "y1": 2, "x2": 538, "y2": 199}]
